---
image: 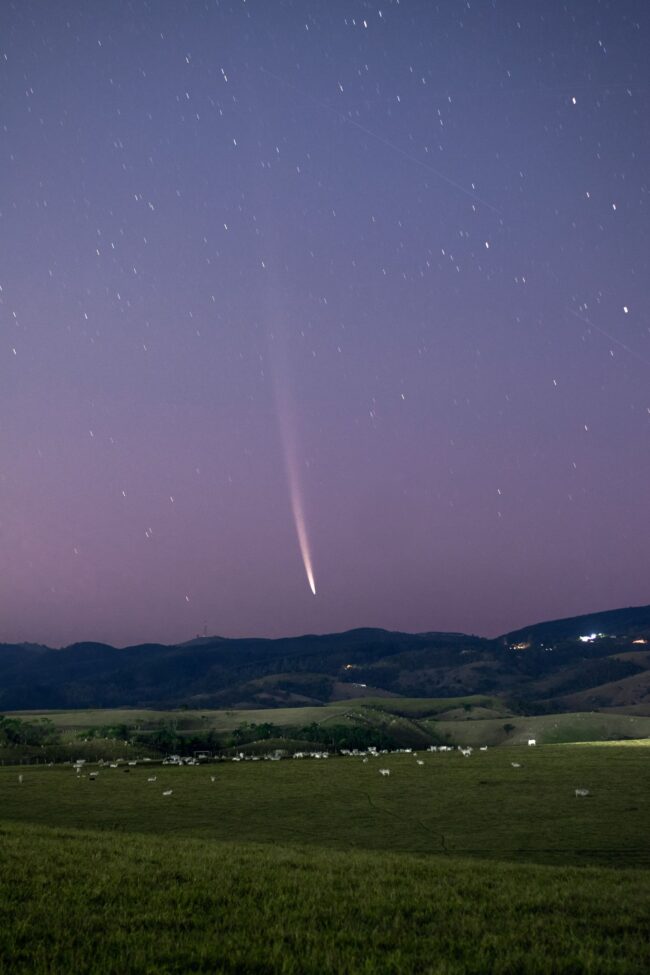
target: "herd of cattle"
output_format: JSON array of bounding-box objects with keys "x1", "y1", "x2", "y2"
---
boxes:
[{"x1": 9, "y1": 738, "x2": 590, "y2": 799}]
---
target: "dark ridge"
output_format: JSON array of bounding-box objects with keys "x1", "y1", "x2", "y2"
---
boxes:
[{"x1": 1, "y1": 604, "x2": 649, "y2": 711}]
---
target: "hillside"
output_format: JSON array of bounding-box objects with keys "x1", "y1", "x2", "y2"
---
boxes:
[
  {"x1": 1, "y1": 605, "x2": 650, "y2": 712},
  {"x1": 502, "y1": 604, "x2": 650, "y2": 647}
]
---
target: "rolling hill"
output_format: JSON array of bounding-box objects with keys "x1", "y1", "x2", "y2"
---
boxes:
[{"x1": 1, "y1": 604, "x2": 650, "y2": 712}]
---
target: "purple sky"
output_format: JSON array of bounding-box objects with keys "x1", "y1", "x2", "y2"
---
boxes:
[{"x1": 2, "y1": 1, "x2": 649, "y2": 647}]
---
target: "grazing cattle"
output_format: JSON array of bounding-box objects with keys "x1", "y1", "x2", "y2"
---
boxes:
[
  {"x1": 480, "y1": 746, "x2": 488, "y2": 751},
  {"x1": 575, "y1": 788, "x2": 590, "y2": 798},
  {"x1": 147, "y1": 776, "x2": 157, "y2": 782},
  {"x1": 18, "y1": 774, "x2": 23, "y2": 785},
  {"x1": 528, "y1": 739, "x2": 537, "y2": 747},
  {"x1": 511, "y1": 762, "x2": 521, "y2": 768},
  {"x1": 162, "y1": 789, "x2": 173, "y2": 796},
  {"x1": 210, "y1": 776, "x2": 216, "y2": 782},
  {"x1": 379, "y1": 768, "x2": 391, "y2": 777},
  {"x1": 89, "y1": 772, "x2": 98, "y2": 780},
  {"x1": 416, "y1": 760, "x2": 424, "y2": 766}
]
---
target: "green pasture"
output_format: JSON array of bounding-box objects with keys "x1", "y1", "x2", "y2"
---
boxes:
[
  {"x1": 431, "y1": 711, "x2": 650, "y2": 747},
  {"x1": 1, "y1": 746, "x2": 648, "y2": 867},
  {"x1": 8, "y1": 696, "x2": 498, "y2": 733},
  {"x1": 571, "y1": 738, "x2": 650, "y2": 748},
  {"x1": 9, "y1": 700, "x2": 650, "y2": 754},
  {"x1": 8, "y1": 703, "x2": 356, "y2": 734},
  {"x1": 2, "y1": 821, "x2": 649, "y2": 975},
  {"x1": 364, "y1": 694, "x2": 508, "y2": 717},
  {"x1": 2, "y1": 744, "x2": 650, "y2": 973}
]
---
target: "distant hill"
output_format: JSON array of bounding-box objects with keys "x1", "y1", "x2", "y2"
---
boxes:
[
  {"x1": 1, "y1": 605, "x2": 650, "y2": 712},
  {"x1": 502, "y1": 605, "x2": 650, "y2": 646}
]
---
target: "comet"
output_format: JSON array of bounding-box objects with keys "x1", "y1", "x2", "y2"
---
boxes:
[
  {"x1": 267, "y1": 326, "x2": 317, "y2": 596},
  {"x1": 284, "y1": 454, "x2": 317, "y2": 595}
]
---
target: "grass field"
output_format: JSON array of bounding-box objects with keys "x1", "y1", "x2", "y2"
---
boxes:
[
  {"x1": 8, "y1": 700, "x2": 650, "y2": 756},
  {"x1": 8, "y1": 697, "x2": 500, "y2": 733},
  {"x1": 1, "y1": 743, "x2": 650, "y2": 972},
  {"x1": 2, "y1": 821, "x2": 649, "y2": 975},
  {"x1": 1, "y1": 746, "x2": 647, "y2": 864},
  {"x1": 432, "y1": 711, "x2": 650, "y2": 747}
]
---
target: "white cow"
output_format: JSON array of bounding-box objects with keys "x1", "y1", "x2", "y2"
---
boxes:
[
  {"x1": 162, "y1": 789, "x2": 173, "y2": 796},
  {"x1": 379, "y1": 768, "x2": 391, "y2": 777},
  {"x1": 575, "y1": 788, "x2": 590, "y2": 798},
  {"x1": 511, "y1": 762, "x2": 521, "y2": 768},
  {"x1": 528, "y1": 739, "x2": 537, "y2": 747}
]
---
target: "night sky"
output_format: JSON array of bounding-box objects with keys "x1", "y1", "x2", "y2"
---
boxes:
[{"x1": 2, "y1": 1, "x2": 649, "y2": 648}]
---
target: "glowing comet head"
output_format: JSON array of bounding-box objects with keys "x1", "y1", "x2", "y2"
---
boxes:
[
  {"x1": 287, "y1": 473, "x2": 317, "y2": 595},
  {"x1": 307, "y1": 569, "x2": 317, "y2": 596}
]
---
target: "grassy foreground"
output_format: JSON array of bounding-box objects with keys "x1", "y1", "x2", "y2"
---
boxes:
[
  {"x1": 2, "y1": 821, "x2": 650, "y2": 975},
  {"x1": 1, "y1": 745, "x2": 649, "y2": 973}
]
